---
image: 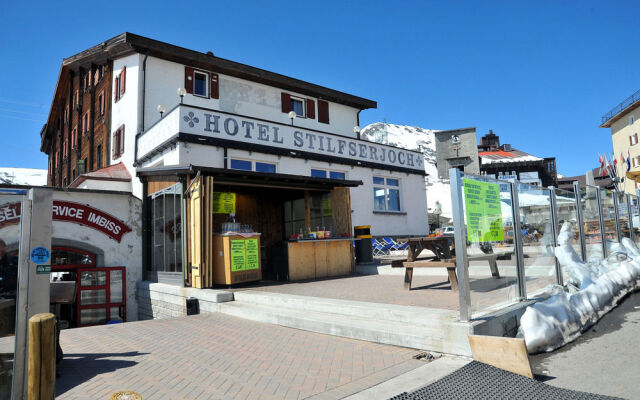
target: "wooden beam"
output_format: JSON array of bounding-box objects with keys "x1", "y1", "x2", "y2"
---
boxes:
[{"x1": 468, "y1": 335, "x2": 533, "y2": 379}]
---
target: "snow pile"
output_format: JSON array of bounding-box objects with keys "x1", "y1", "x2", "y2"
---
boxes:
[
  {"x1": 360, "y1": 123, "x2": 451, "y2": 218},
  {"x1": 0, "y1": 168, "x2": 47, "y2": 186},
  {"x1": 517, "y1": 221, "x2": 640, "y2": 353}
]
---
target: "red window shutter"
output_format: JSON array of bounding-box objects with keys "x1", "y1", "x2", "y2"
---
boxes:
[
  {"x1": 114, "y1": 76, "x2": 119, "y2": 101},
  {"x1": 185, "y1": 67, "x2": 194, "y2": 94},
  {"x1": 318, "y1": 100, "x2": 329, "y2": 124},
  {"x1": 281, "y1": 93, "x2": 291, "y2": 113},
  {"x1": 113, "y1": 129, "x2": 119, "y2": 158},
  {"x1": 119, "y1": 125, "x2": 125, "y2": 155},
  {"x1": 631, "y1": 136, "x2": 633, "y2": 146},
  {"x1": 210, "y1": 72, "x2": 219, "y2": 99},
  {"x1": 120, "y1": 66, "x2": 126, "y2": 95},
  {"x1": 55, "y1": 151, "x2": 59, "y2": 168},
  {"x1": 306, "y1": 99, "x2": 315, "y2": 119}
]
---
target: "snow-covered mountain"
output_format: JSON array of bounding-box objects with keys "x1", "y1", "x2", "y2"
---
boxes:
[
  {"x1": 0, "y1": 168, "x2": 47, "y2": 186},
  {"x1": 361, "y1": 123, "x2": 453, "y2": 221}
]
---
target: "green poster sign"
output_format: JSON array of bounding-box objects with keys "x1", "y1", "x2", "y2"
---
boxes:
[
  {"x1": 245, "y1": 239, "x2": 259, "y2": 271},
  {"x1": 213, "y1": 192, "x2": 236, "y2": 214},
  {"x1": 463, "y1": 179, "x2": 504, "y2": 242},
  {"x1": 230, "y1": 239, "x2": 246, "y2": 271},
  {"x1": 36, "y1": 265, "x2": 51, "y2": 274}
]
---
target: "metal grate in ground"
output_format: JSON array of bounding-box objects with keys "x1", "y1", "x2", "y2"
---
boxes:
[{"x1": 388, "y1": 361, "x2": 621, "y2": 400}]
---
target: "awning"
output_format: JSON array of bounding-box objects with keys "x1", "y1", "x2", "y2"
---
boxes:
[
  {"x1": 626, "y1": 170, "x2": 640, "y2": 181},
  {"x1": 137, "y1": 164, "x2": 363, "y2": 191}
]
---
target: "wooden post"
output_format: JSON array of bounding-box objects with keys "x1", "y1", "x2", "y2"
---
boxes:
[{"x1": 28, "y1": 313, "x2": 56, "y2": 400}]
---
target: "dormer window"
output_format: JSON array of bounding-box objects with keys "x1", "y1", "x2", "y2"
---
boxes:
[{"x1": 194, "y1": 71, "x2": 208, "y2": 97}]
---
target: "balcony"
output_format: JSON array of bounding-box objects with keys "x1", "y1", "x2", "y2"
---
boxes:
[{"x1": 601, "y1": 88, "x2": 640, "y2": 127}]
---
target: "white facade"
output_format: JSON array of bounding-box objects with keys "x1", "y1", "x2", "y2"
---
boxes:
[{"x1": 110, "y1": 51, "x2": 428, "y2": 236}]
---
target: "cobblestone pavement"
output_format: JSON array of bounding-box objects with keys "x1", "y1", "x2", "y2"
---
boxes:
[{"x1": 56, "y1": 313, "x2": 422, "y2": 400}]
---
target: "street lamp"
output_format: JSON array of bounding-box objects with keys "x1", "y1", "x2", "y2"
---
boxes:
[
  {"x1": 177, "y1": 88, "x2": 187, "y2": 104},
  {"x1": 288, "y1": 111, "x2": 297, "y2": 126},
  {"x1": 157, "y1": 104, "x2": 166, "y2": 119}
]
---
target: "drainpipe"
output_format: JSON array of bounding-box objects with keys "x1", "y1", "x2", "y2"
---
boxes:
[
  {"x1": 135, "y1": 52, "x2": 149, "y2": 167},
  {"x1": 356, "y1": 109, "x2": 362, "y2": 140}
]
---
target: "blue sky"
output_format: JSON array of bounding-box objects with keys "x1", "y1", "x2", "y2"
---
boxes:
[{"x1": 1, "y1": 1, "x2": 638, "y2": 177}]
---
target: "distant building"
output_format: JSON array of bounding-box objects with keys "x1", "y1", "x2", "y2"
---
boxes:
[
  {"x1": 434, "y1": 127, "x2": 480, "y2": 179},
  {"x1": 600, "y1": 88, "x2": 640, "y2": 194},
  {"x1": 556, "y1": 167, "x2": 614, "y2": 192},
  {"x1": 477, "y1": 130, "x2": 557, "y2": 187},
  {"x1": 0, "y1": 168, "x2": 47, "y2": 186}
]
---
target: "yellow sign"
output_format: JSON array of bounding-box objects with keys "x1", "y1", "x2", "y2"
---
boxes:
[
  {"x1": 464, "y1": 179, "x2": 504, "y2": 242},
  {"x1": 230, "y1": 240, "x2": 246, "y2": 271},
  {"x1": 245, "y1": 239, "x2": 259, "y2": 270},
  {"x1": 212, "y1": 192, "x2": 236, "y2": 214}
]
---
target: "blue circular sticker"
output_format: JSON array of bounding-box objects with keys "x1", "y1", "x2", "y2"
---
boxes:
[{"x1": 30, "y1": 247, "x2": 50, "y2": 264}]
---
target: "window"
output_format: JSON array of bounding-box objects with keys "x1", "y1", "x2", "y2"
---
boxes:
[
  {"x1": 98, "y1": 91, "x2": 105, "y2": 115},
  {"x1": 114, "y1": 66, "x2": 126, "y2": 102},
  {"x1": 230, "y1": 159, "x2": 252, "y2": 171},
  {"x1": 310, "y1": 169, "x2": 345, "y2": 179},
  {"x1": 373, "y1": 176, "x2": 401, "y2": 212},
  {"x1": 230, "y1": 158, "x2": 276, "y2": 173},
  {"x1": 72, "y1": 169, "x2": 76, "y2": 180},
  {"x1": 631, "y1": 116, "x2": 635, "y2": 125},
  {"x1": 71, "y1": 127, "x2": 78, "y2": 150},
  {"x1": 112, "y1": 125, "x2": 125, "y2": 159},
  {"x1": 255, "y1": 162, "x2": 276, "y2": 173},
  {"x1": 96, "y1": 144, "x2": 102, "y2": 168},
  {"x1": 82, "y1": 112, "x2": 89, "y2": 135},
  {"x1": 150, "y1": 184, "x2": 182, "y2": 273},
  {"x1": 194, "y1": 71, "x2": 208, "y2": 97},
  {"x1": 290, "y1": 97, "x2": 305, "y2": 117}
]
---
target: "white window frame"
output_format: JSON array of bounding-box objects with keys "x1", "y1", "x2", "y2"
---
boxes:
[
  {"x1": 290, "y1": 96, "x2": 306, "y2": 118},
  {"x1": 631, "y1": 133, "x2": 638, "y2": 146},
  {"x1": 373, "y1": 175, "x2": 402, "y2": 212},
  {"x1": 229, "y1": 158, "x2": 277, "y2": 173},
  {"x1": 310, "y1": 168, "x2": 346, "y2": 180},
  {"x1": 193, "y1": 70, "x2": 209, "y2": 98}
]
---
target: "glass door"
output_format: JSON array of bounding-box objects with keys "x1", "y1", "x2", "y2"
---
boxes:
[{"x1": 76, "y1": 267, "x2": 126, "y2": 327}]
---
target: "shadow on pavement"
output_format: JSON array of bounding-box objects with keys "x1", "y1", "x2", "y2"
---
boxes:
[{"x1": 56, "y1": 351, "x2": 148, "y2": 397}]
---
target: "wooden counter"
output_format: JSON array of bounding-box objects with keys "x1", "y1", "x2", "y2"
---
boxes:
[{"x1": 287, "y1": 239, "x2": 353, "y2": 281}]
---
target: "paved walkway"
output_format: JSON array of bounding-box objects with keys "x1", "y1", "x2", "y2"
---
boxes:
[{"x1": 56, "y1": 313, "x2": 423, "y2": 400}]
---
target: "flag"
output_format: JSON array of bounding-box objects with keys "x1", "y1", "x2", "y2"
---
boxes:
[
  {"x1": 627, "y1": 150, "x2": 631, "y2": 172},
  {"x1": 620, "y1": 152, "x2": 625, "y2": 166},
  {"x1": 599, "y1": 154, "x2": 605, "y2": 176}
]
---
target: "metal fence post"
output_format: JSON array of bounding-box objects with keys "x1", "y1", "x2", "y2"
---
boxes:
[
  {"x1": 510, "y1": 182, "x2": 526, "y2": 300},
  {"x1": 596, "y1": 187, "x2": 607, "y2": 257},
  {"x1": 574, "y1": 182, "x2": 587, "y2": 262},
  {"x1": 628, "y1": 194, "x2": 635, "y2": 242},
  {"x1": 449, "y1": 168, "x2": 471, "y2": 322},
  {"x1": 549, "y1": 186, "x2": 563, "y2": 286},
  {"x1": 613, "y1": 190, "x2": 622, "y2": 242}
]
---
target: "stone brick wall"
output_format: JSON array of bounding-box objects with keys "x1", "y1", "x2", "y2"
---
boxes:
[{"x1": 136, "y1": 281, "x2": 234, "y2": 320}]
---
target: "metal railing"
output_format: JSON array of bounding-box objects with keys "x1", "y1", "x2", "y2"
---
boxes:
[
  {"x1": 601, "y1": 88, "x2": 640, "y2": 125},
  {"x1": 449, "y1": 168, "x2": 640, "y2": 322}
]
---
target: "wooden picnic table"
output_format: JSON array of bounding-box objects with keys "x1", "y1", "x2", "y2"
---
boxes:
[
  {"x1": 392, "y1": 237, "x2": 458, "y2": 291},
  {"x1": 392, "y1": 237, "x2": 510, "y2": 292}
]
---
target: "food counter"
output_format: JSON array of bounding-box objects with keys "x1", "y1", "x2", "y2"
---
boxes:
[{"x1": 286, "y1": 238, "x2": 353, "y2": 281}]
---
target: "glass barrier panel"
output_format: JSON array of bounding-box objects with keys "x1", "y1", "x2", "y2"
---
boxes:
[
  {"x1": 0, "y1": 193, "x2": 24, "y2": 399},
  {"x1": 554, "y1": 188, "x2": 581, "y2": 281},
  {"x1": 516, "y1": 183, "x2": 557, "y2": 298},
  {"x1": 461, "y1": 175, "x2": 520, "y2": 318},
  {"x1": 599, "y1": 189, "x2": 617, "y2": 245},
  {"x1": 580, "y1": 186, "x2": 602, "y2": 260},
  {"x1": 617, "y1": 192, "x2": 630, "y2": 239},
  {"x1": 630, "y1": 195, "x2": 640, "y2": 245}
]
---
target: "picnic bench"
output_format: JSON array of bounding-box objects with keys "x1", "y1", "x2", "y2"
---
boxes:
[{"x1": 391, "y1": 237, "x2": 512, "y2": 291}]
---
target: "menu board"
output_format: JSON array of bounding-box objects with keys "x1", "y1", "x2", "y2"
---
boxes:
[
  {"x1": 213, "y1": 192, "x2": 236, "y2": 214},
  {"x1": 464, "y1": 179, "x2": 504, "y2": 242},
  {"x1": 245, "y1": 239, "x2": 259, "y2": 271},
  {"x1": 230, "y1": 239, "x2": 246, "y2": 271}
]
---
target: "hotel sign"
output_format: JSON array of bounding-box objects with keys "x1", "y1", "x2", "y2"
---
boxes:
[{"x1": 140, "y1": 106, "x2": 425, "y2": 173}]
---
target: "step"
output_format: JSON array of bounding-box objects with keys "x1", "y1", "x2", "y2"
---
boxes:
[
  {"x1": 232, "y1": 290, "x2": 459, "y2": 328},
  {"x1": 216, "y1": 301, "x2": 472, "y2": 356}
]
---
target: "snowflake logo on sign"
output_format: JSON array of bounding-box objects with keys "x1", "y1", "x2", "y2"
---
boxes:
[{"x1": 183, "y1": 111, "x2": 199, "y2": 128}]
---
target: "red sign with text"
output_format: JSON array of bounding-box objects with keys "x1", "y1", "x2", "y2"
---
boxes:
[{"x1": 0, "y1": 201, "x2": 132, "y2": 243}]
